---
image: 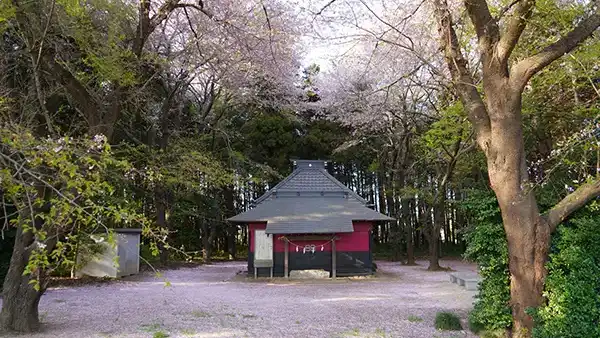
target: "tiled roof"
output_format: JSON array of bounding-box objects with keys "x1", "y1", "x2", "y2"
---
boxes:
[
  {"x1": 253, "y1": 164, "x2": 367, "y2": 205},
  {"x1": 228, "y1": 160, "x2": 394, "y2": 233},
  {"x1": 278, "y1": 170, "x2": 341, "y2": 191},
  {"x1": 228, "y1": 196, "x2": 393, "y2": 233}
]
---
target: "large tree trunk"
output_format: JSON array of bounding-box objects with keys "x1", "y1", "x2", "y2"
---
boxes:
[
  {"x1": 1, "y1": 227, "x2": 45, "y2": 332},
  {"x1": 486, "y1": 90, "x2": 550, "y2": 337},
  {"x1": 501, "y1": 202, "x2": 550, "y2": 337}
]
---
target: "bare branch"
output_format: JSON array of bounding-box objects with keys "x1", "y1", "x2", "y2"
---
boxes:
[
  {"x1": 260, "y1": 1, "x2": 277, "y2": 63},
  {"x1": 173, "y1": 2, "x2": 214, "y2": 19},
  {"x1": 546, "y1": 179, "x2": 600, "y2": 232},
  {"x1": 314, "y1": 0, "x2": 337, "y2": 16},
  {"x1": 496, "y1": 0, "x2": 534, "y2": 64},
  {"x1": 511, "y1": 10, "x2": 600, "y2": 89},
  {"x1": 358, "y1": 0, "x2": 415, "y2": 50}
]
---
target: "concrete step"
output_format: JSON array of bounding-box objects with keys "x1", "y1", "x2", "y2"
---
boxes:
[{"x1": 449, "y1": 272, "x2": 481, "y2": 291}]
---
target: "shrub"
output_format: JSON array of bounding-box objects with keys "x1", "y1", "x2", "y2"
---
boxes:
[
  {"x1": 462, "y1": 190, "x2": 600, "y2": 337},
  {"x1": 434, "y1": 312, "x2": 462, "y2": 331},
  {"x1": 461, "y1": 190, "x2": 512, "y2": 333},
  {"x1": 532, "y1": 214, "x2": 600, "y2": 338}
]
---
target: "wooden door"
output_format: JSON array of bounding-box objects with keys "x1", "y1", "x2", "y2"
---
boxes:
[{"x1": 254, "y1": 229, "x2": 273, "y2": 261}]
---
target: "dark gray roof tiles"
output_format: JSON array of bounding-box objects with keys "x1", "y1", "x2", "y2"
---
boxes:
[
  {"x1": 228, "y1": 196, "x2": 394, "y2": 234},
  {"x1": 253, "y1": 167, "x2": 367, "y2": 205},
  {"x1": 228, "y1": 160, "x2": 394, "y2": 234}
]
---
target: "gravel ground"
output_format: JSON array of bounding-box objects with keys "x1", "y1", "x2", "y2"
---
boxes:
[{"x1": 9, "y1": 260, "x2": 479, "y2": 338}]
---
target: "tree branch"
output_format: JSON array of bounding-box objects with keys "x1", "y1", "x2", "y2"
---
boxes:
[
  {"x1": 40, "y1": 54, "x2": 101, "y2": 131},
  {"x1": 496, "y1": 0, "x2": 534, "y2": 64},
  {"x1": 359, "y1": 0, "x2": 415, "y2": 50},
  {"x1": 496, "y1": 0, "x2": 522, "y2": 19},
  {"x1": 314, "y1": 0, "x2": 337, "y2": 16},
  {"x1": 431, "y1": 0, "x2": 491, "y2": 150},
  {"x1": 511, "y1": 10, "x2": 600, "y2": 89},
  {"x1": 147, "y1": 0, "x2": 215, "y2": 48},
  {"x1": 464, "y1": 0, "x2": 500, "y2": 51},
  {"x1": 545, "y1": 179, "x2": 600, "y2": 232},
  {"x1": 173, "y1": 2, "x2": 214, "y2": 20}
]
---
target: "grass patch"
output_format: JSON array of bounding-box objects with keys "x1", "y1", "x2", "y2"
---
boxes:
[
  {"x1": 242, "y1": 314, "x2": 257, "y2": 319},
  {"x1": 342, "y1": 328, "x2": 360, "y2": 336},
  {"x1": 54, "y1": 299, "x2": 66, "y2": 303},
  {"x1": 434, "y1": 312, "x2": 463, "y2": 331},
  {"x1": 191, "y1": 310, "x2": 212, "y2": 318},
  {"x1": 224, "y1": 313, "x2": 236, "y2": 317},
  {"x1": 407, "y1": 315, "x2": 423, "y2": 323},
  {"x1": 180, "y1": 328, "x2": 196, "y2": 336},
  {"x1": 295, "y1": 320, "x2": 301, "y2": 324},
  {"x1": 140, "y1": 323, "x2": 163, "y2": 332},
  {"x1": 375, "y1": 328, "x2": 387, "y2": 336},
  {"x1": 153, "y1": 331, "x2": 169, "y2": 338}
]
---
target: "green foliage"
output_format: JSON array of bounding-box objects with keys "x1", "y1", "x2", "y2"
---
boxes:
[
  {"x1": 0, "y1": 125, "x2": 154, "y2": 289},
  {"x1": 0, "y1": 2, "x2": 15, "y2": 32},
  {"x1": 434, "y1": 312, "x2": 462, "y2": 331},
  {"x1": 461, "y1": 190, "x2": 512, "y2": 333},
  {"x1": 420, "y1": 101, "x2": 471, "y2": 152},
  {"x1": 55, "y1": 0, "x2": 138, "y2": 86},
  {"x1": 463, "y1": 191, "x2": 600, "y2": 337},
  {"x1": 532, "y1": 205, "x2": 600, "y2": 338}
]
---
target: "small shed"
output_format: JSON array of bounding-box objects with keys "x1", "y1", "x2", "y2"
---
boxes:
[
  {"x1": 228, "y1": 160, "x2": 393, "y2": 278},
  {"x1": 77, "y1": 228, "x2": 142, "y2": 278}
]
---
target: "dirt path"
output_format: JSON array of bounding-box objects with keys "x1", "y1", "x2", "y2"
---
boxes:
[{"x1": 10, "y1": 260, "x2": 479, "y2": 338}]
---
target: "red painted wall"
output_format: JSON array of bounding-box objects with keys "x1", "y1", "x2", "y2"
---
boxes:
[
  {"x1": 249, "y1": 222, "x2": 372, "y2": 253},
  {"x1": 249, "y1": 223, "x2": 267, "y2": 252}
]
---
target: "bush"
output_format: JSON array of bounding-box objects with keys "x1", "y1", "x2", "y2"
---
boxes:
[
  {"x1": 462, "y1": 189, "x2": 600, "y2": 337},
  {"x1": 461, "y1": 190, "x2": 512, "y2": 333},
  {"x1": 532, "y1": 214, "x2": 600, "y2": 338},
  {"x1": 434, "y1": 312, "x2": 462, "y2": 331}
]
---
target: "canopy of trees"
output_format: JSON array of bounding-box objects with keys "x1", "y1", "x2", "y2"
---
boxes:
[{"x1": 0, "y1": 0, "x2": 599, "y2": 337}]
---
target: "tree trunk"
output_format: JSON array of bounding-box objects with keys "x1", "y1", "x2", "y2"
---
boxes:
[
  {"x1": 223, "y1": 187, "x2": 237, "y2": 260},
  {"x1": 155, "y1": 188, "x2": 169, "y2": 264},
  {"x1": 427, "y1": 232, "x2": 441, "y2": 271},
  {"x1": 502, "y1": 205, "x2": 550, "y2": 337},
  {"x1": 201, "y1": 221, "x2": 217, "y2": 263},
  {"x1": 403, "y1": 198, "x2": 416, "y2": 265},
  {"x1": 486, "y1": 90, "x2": 551, "y2": 337},
  {"x1": 1, "y1": 227, "x2": 44, "y2": 332},
  {"x1": 428, "y1": 197, "x2": 445, "y2": 271},
  {"x1": 491, "y1": 151, "x2": 550, "y2": 336}
]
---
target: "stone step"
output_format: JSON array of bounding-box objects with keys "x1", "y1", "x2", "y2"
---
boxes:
[
  {"x1": 449, "y1": 272, "x2": 481, "y2": 291},
  {"x1": 289, "y1": 269, "x2": 330, "y2": 279}
]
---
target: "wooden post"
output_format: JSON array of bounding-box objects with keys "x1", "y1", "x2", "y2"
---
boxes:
[
  {"x1": 332, "y1": 239, "x2": 337, "y2": 278},
  {"x1": 284, "y1": 239, "x2": 289, "y2": 279}
]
